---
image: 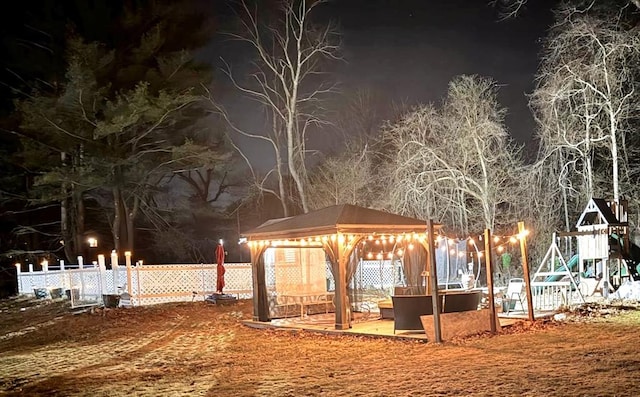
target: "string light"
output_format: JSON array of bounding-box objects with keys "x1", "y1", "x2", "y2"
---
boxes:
[{"x1": 241, "y1": 226, "x2": 531, "y2": 259}]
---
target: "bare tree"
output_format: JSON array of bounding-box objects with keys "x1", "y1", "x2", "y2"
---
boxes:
[
  {"x1": 491, "y1": 0, "x2": 640, "y2": 19},
  {"x1": 532, "y1": 3, "x2": 640, "y2": 213},
  {"x1": 212, "y1": 0, "x2": 340, "y2": 216},
  {"x1": 381, "y1": 75, "x2": 525, "y2": 236},
  {"x1": 307, "y1": 139, "x2": 375, "y2": 210}
]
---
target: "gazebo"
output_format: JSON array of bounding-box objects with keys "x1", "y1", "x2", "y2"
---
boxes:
[{"x1": 242, "y1": 204, "x2": 441, "y2": 330}]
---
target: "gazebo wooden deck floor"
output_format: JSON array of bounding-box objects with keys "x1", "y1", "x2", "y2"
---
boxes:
[{"x1": 242, "y1": 312, "x2": 531, "y2": 341}]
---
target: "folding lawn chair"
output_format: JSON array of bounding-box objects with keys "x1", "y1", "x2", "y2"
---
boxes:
[{"x1": 505, "y1": 278, "x2": 526, "y2": 314}]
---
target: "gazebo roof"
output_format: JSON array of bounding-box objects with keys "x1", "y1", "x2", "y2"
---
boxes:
[{"x1": 242, "y1": 204, "x2": 440, "y2": 240}]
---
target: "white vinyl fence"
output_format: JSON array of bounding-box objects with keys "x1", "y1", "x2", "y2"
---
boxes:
[{"x1": 16, "y1": 261, "x2": 253, "y2": 307}]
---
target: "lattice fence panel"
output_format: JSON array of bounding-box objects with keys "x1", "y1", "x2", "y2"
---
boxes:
[
  {"x1": 353, "y1": 260, "x2": 401, "y2": 292},
  {"x1": 350, "y1": 260, "x2": 402, "y2": 312},
  {"x1": 64, "y1": 268, "x2": 103, "y2": 307},
  {"x1": 135, "y1": 265, "x2": 215, "y2": 305},
  {"x1": 16, "y1": 263, "x2": 253, "y2": 307}
]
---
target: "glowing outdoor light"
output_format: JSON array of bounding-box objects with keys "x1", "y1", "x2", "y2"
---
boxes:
[{"x1": 87, "y1": 237, "x2": 98, "y2": 248}]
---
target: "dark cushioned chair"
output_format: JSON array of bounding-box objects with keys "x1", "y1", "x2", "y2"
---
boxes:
[
  {"x1": 441, "y1": 290, "x2": 481, "y2": 313},
  {"x1": 391, "y1": 291, "x2": 481, "y2": 334},
  {"x1": 391, "y1": 295, "x2": 440, "y2": 333}
]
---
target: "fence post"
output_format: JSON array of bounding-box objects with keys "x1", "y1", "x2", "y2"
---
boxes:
[
  {"x1": 136, "y1": 263, "x2": 142, "y2": 306},
  {"x1": 15, "y1": 263, "x2": 22, "y2": 294},
  {"x1": 42, "y1": 260, "x2": 49, "y2": 290},
  {"x1": 78, "y1": 256, "x2": 84, "y2": 269},
  {"x1": 60, "y1": 260, "x2": 65, "y2": 271},
  {"x1": 111, "y1": 250, "x2": 119, "y2": 294},
  {"x1": 125, "y1": 252, "x2": 133, "y2": 304},
  {"x1": 98, "y1": 254, "x2": 107, "y2": 296}
]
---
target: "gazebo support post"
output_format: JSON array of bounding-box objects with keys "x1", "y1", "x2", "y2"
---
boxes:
[
  {"x1": 250, "y1": 245, "x2": 270, "y2": 322},
  {"x1": 334, "y1": 234, "x2": 350, "y2": 330}
]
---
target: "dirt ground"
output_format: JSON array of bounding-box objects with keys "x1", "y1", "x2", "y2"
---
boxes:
[{"x1": 1, "y1": 296, "x2": 640, "y2": 397}]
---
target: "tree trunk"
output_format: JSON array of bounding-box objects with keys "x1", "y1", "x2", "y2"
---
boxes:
[{"x1": 112, "y1": 185, "x2": 126, "y2": 254}]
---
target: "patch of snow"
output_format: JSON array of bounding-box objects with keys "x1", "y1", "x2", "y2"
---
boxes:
[{"x1": 611, "y1": 280, "x2": 640, "y2": 301}]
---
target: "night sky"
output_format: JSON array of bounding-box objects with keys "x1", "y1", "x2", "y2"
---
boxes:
[
  {"x1": 207, "y1": 0, "x2": 558, "y2": 167},
  {"x1": 325, "y1": 0, "x2": 557, "y2": 143},
  {"x1": 1, "y1": 0, "x2": 558, "y2": 156}
]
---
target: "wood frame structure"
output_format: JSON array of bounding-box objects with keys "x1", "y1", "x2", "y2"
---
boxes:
[
  {"x1": 558, "y1": 198, "x2": 639, "y2": 288},
  {"x1": 242, "y1": 204, "x2": 441, "y2": 330}
]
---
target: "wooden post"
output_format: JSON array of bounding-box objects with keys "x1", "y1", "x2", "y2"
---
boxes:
[
  {"x1": 249, "y1": 244, "x2": 270, "y2": 322},
  {"x1": 518, "y1": 221, "x2": 535, "y2": 321},
  {"x1": 428, "y1": 220, "x2": 442, "y2": 343},
  {"x1": 125, "y1": 251, "x2": 133, "y2": 302},
  {"x1": 484, "y1": 229, "x2": 497, "y2": 334},
  {"x1": 335, "y1": 234, "x2": 350, "y2": 330}
]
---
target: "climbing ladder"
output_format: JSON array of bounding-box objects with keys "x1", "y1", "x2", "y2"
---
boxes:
[{"x1": 530, "y1": 235, "x2": 585, "y2": 311}]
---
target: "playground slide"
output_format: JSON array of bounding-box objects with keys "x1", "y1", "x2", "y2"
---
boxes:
[
  {"x1": 610, "y1": 234, "x2": 640, "y2": 281},
  {"x1": 544, "y1": 254, "x2": 579, "y2": 283}
]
